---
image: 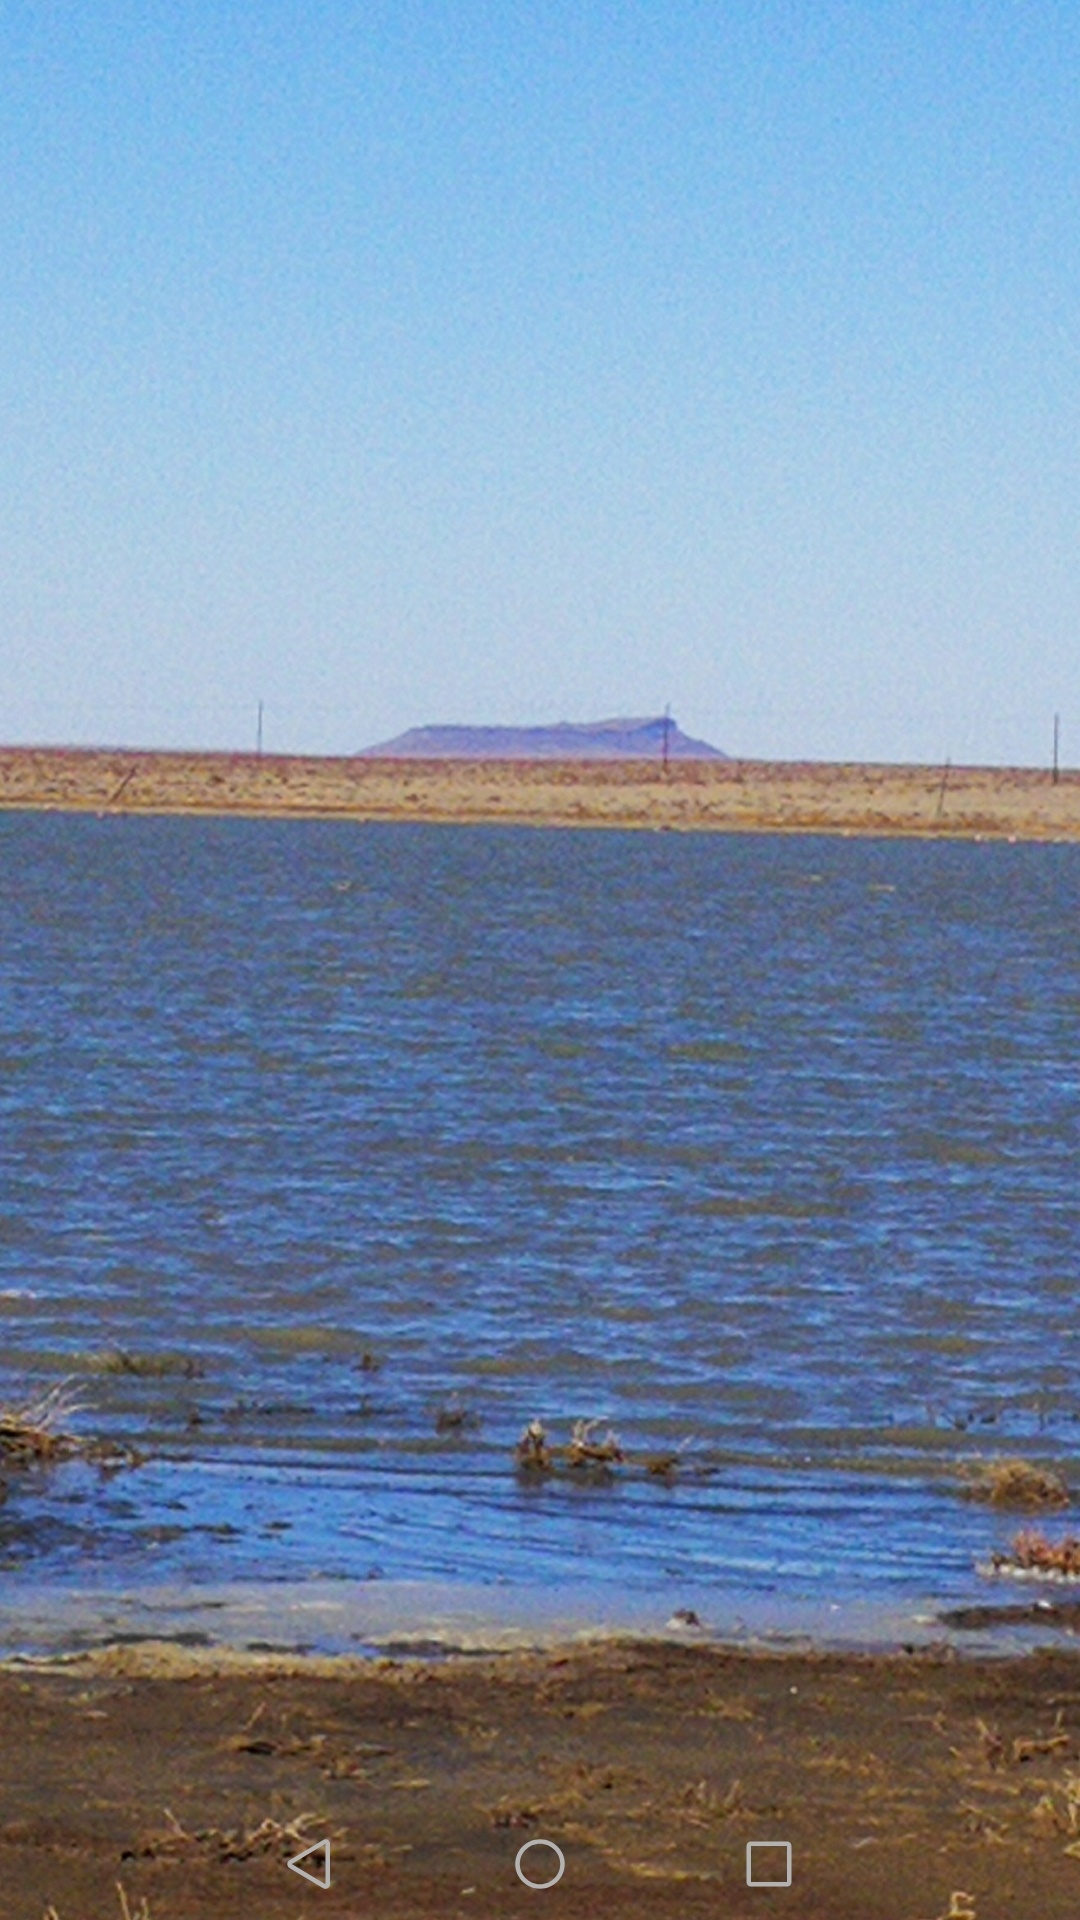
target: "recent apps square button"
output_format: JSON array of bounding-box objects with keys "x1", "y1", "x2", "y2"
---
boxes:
[{"x1": 746, "y1": 1840, "x2": 792, "y2": 1887}]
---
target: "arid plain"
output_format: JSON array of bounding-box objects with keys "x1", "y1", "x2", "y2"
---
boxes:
[{"x1": 0, "y1": 745, "x2": 1078, "y2": 838}]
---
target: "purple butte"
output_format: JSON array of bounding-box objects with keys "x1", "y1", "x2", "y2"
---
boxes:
[{"x1": 359, "y1": 715, "x2": 726, "y2": 760}]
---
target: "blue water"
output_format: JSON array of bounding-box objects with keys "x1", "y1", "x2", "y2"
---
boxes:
[{"x1": 1, "y1": 814, "x2": 1078, "y2": 1624}]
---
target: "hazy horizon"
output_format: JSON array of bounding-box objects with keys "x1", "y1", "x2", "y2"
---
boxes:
[{"x1": 0, "y1": 727, "x2": 1071, "y2": 773}]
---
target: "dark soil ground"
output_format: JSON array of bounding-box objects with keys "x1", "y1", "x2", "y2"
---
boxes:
[{"x1": 4, "y1": 1638, "x2": 1080, "y2": 1919}]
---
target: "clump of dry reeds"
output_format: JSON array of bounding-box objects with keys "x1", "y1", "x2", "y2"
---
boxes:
[
  {"x1": 962, "y1": 1457, "x2": 1070, "y2": 1511},
  {"x1": 1031, "y1": 1768, "x2": 1080, "y2": 1852},
  {"x1": 938, "y1": 1896, "x2": 976, "y2": 1920},
  {"x1": 990, "y1": 1529, "x2": 1080, "y2": 1579},
  {"x1": 135, "y1": 1807, "x2": 335, "y2": 1865},
  {"x1": 116, "y1": 1891, "x2": 151, "y2": 1920},
  {"x1": 43, "y1": 1888, "x2": 151, "y2": 1920}
]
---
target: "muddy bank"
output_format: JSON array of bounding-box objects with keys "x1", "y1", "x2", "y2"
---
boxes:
[
  {"x1": 5, "y1": 1638, "x2": 1080, "y2": 1917},
  {"x1": 1, "y1": 746, "x2": 1079, "y2": 839}
]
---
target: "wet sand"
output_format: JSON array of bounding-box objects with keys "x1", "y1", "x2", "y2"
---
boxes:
[
  {"x1": 1, "y1": 746, "x2": 1079, "y2": 838},
  {"x1": 6, "y1": 1637, "x2": 1080, "y2": 1918}
]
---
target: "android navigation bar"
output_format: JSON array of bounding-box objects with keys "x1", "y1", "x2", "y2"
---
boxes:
[{"x1": 280, "y1": 1831, "x2": 793, "y2": 1892}]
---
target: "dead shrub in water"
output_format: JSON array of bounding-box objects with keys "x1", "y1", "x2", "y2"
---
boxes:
[
  {"x1": 990, "y1": 1529, "x2": 1080, "y2": 1579},
  {"x1": 1, "y1": 1382, "x2": 141, "y2": 1472},
  {"x1": 0, "y1": 1384, "x2": 83, "y2": 1466},
  {"x1": 514, "y1": 1417, "x2": 624, "y2": 1476},
  {"x1": 565, "y1": 1418, "x2": 623, "y2": 1469},
  {"x1": 962, "y1": 1457, "x2": 1070, "y2": 1511},
  {"x1": 516, "y1": 1419, "x2": 552, "y2": 1471},
  {"x1": 514, "y1": 1419, "x2": 695, "y2": 1479}
]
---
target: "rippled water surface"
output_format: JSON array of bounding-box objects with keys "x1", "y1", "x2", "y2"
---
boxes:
[{"x1": 1, "y1": 814, "x2": 1078, "y2": 1623}]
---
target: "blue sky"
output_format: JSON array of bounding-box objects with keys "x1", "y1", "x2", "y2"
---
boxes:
[{"x1": 2, "y1": 2, "x2": 1079, "y2": 762}]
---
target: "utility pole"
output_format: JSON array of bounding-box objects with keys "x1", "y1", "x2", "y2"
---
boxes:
[
  {"x1": 257, "y1": 700, "x2": 264, "y2": 757},
  {"x1": 1053, "y1": 712, "x2": 1060, "y2": 785},
  {"x1": 661, "y1": 703, "x2": 671, "y2": 774}
]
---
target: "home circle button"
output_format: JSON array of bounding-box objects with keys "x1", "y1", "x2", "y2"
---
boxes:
[{"x1": 514, "y1": 1839, "x2": 566, "y2": 1889}]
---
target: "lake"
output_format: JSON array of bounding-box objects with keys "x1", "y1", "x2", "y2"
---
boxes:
[{"x1": 1, "y1": 814, "x2": 1078, "y2": 1642}]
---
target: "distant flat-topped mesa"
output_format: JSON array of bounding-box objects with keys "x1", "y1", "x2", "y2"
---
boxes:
[{"x1": 361, "y1": 715, "x2": 726, "y2": 759}]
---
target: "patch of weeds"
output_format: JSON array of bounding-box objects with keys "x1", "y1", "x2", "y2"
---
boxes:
[
  {"x1": 435, "y1": 1403, "x2": 481, "y2": 1436},
  {"x1": 962, "y1": 1457, "x2": 1070, "y2": 1511},
  {"x1": 91, "y1": 1349, "x2": 205, "y2": 1380}
]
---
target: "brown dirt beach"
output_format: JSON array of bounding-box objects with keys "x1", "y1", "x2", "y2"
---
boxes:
[
  {"x1": 6, "y1": 1635, "x2": 1080, "y2": 1920},
  {"x1": 4, "y1": 747, "x2": 1080, "y2": 1918}
]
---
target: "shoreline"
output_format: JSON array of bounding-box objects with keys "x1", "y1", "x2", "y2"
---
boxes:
[
  {"x1": 0, "y1": 1573, "x2": 1076, "y2": 1669},
  {"x1": 7, "y1": 1632, "x2": 1080, "y2": 1917},
  {"x1": 0, "y1": 745, "x2": 1079, "y2": 839}
]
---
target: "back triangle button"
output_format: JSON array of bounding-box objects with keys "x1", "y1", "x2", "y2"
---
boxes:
[{"x1": 287, "y1": 1837, "x2": 331, "y2": 1888}]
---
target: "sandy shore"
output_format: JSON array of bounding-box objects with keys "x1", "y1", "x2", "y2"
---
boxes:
[
  {"x1": 0, "y1": 746, "x2": 1079, "y2": 839},
  {"x1": 5, "y1": 1637, "x2": 1080, "y2": 1918}
]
